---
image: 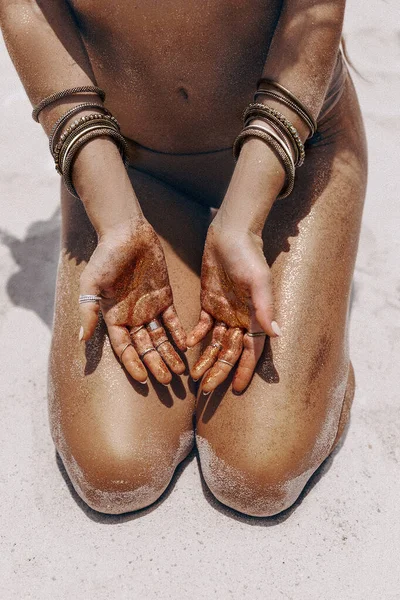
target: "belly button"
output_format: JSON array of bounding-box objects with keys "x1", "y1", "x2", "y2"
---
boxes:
[{"x1": 177, "y1": 87, "x2": 189, "y2": 101}]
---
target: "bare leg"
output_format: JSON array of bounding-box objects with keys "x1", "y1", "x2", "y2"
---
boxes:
[
  {"x1": 196, "y1": 76, "x2": 367, "y2": 517},
  {"x1": 49, "y1": 169, "x2": 210, "y2": 514}
]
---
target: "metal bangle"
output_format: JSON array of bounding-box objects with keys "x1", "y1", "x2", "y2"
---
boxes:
[
  {"x1": 48, "y1": 103, "x2": 110, "y2": 156},
  {"x1": 254, "y1": 89, "x2": 316, "y2": 137},
  {"x1": 243, "y1": 104, "x2": 305, "y2": 167},
  {"x1": 32, "y1": 86, "x2": 106, "y2": 122},
  {"x1": 256, "y1": 78, "x2": 317, "y2": 134},
  {"x1": 242, "y1": 123, "x2": 296, "y2": 167},
  {"x1": 59, "y1": 123, "x2": 116, "y2": 174},
  {"x1": 55, "y1": 115, "x2": 120, "y2": 172},
  {"x1": 62, "y1": 127, "x2": 129, "y2": 198},
  {"x1": 233, "y1": 128, "x2": 295, "y2": 199},
  {"x1": 245, "y1": 115, "x2": 298, "y2": 164}
]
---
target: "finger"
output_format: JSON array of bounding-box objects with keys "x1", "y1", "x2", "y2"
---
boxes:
[
  {"x1": 131, "y1": 325, "x2": 172, "y2": 385},
  {"x1": 107, "y1": 324, "x2": 148, "y2": 383},
  {"x1": 201, "y1": 328, "x2": 243, "y2": 393},
  {"x1": 147, "y1": 319, "x2": 185, "y2": 375},
  {"x1": 79, "y1": 271, "x2": 101, "y2": 342},
  {"x1": 187, "y1": 310, "x2": 214, "y2": 347},
  {"x1": 190, "y1": 321, "x2": 227, "y2": 380},
  {"x1": 251, "y1": 272, "x2": 282, "y2": 338},
  {"x1": 232, "y1": 332, "x2": 266, "y2": 393},
  {"x1": 162, "y1": 305, "x2": 187, "y2": 352}
]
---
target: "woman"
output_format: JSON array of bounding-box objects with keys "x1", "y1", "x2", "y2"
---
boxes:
[{"x1": 0, "y1": 0, "x2": 366, "y2": 516}]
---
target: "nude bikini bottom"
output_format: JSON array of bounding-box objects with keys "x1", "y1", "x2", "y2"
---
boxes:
[{"x1": 124, "y1": 50, "x2": 349, "y2": 206}]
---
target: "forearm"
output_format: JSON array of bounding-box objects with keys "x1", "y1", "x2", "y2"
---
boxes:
[
  {"x1": 1, "y1": 1, "x2": 143, "y2": 233},
  {"x1": 218, "y1": 0, "x2": 346, "y2": 234}
]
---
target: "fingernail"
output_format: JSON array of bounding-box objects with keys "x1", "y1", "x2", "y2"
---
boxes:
[
  {"x1": 271, "y1": 321, "x2": 282, "y2": 337},
  {"x1": 78, "y1": 326, "x2": 84, "y2": 341},
  {"x1": 192, "y1": 378, "x2": 199, "y2": 382},
  {"x1": 202, "y1": 390, "x2": 211, "y2": 396},
  {"x1": 140, "y1": 379, "x2": 148, "y2": 385}
]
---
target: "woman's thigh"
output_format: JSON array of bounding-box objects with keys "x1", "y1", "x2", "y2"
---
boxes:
[
  {"x1": 49, "y1": 169, "x2": 209, "y2": 513},
  {"x1": 196, "y1": 76, "x2": 368, "y2": 516}
]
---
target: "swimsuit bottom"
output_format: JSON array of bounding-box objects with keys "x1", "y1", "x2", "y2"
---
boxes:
[{"x1": 124, "y1": 49, "x2": 349, "y2": 206}]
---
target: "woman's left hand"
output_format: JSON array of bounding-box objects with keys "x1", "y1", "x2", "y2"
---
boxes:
[{"x1": 187, "y1": 221, "x2": 281, "y2": 394}]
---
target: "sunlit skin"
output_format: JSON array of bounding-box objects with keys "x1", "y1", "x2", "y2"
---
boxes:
[
  {"x1": 79, "y1": 219, "x2": 187, "y2": 385},
  {"x1": 188, "y1": 224, "x2": 277, "y2": 393},
  {"x1": 0, "y1": 0, "x2": 368, "y2": 516}
]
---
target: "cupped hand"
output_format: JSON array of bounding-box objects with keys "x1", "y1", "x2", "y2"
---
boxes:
[
  {"x1": 187, "y1": 222, "x2": 281, "y2": 393},
  {"x1": 79, "y1": 219, "x2": 187, "y2": 385}
]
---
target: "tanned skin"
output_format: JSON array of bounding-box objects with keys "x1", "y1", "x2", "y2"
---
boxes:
[{"x1": 0, "y1": 0, "x2": 366, "y2": 516}]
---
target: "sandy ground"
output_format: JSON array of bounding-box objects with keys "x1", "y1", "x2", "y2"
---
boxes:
[{"x1": 1, "y1": 1, "x2": 399, "y2": 598}]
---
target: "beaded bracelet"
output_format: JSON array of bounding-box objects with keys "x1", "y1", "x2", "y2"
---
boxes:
[
  {"x1": 233, "y1": 127, "x2": 295, "y2": 199},
  {"x1": 256, "y1": 78, "x2": 317, "y2": 135},
  {"x1": 32, "y1": 86, "x2": 106, "y2": 122},
  {"x1": 62, "y1": 126, "x2": 129, "y2": 198},
  {"x1": 254, "y1": 89, "x2": 316, "y2": 138},
  {"x1": 244, "y1": 103, "x2": 305, "y2": 167},
  {"x1": 244, "y1": 122, "x2": 295, "y2": 168},
  {"x1": 54, "y1": 113, "x2": 120, "y2": 174},
  {"x1": 48, "y1": 103, "x2": 111, "y2": 156}
]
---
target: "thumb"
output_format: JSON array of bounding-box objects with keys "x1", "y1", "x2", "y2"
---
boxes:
[
  {"x1": 79, "y1": 269, "x2": 102, "y2": 342},
  {"x1": 251, "y1": 274, "x2": 281, "y2": 338}
]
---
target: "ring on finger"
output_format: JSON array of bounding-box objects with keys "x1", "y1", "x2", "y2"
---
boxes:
[
  {"x1": 155, "y1": 338, "x2": 169, "y2": 350},
  {"x1": 210, "y1": 341, "x2": 223, "y2": 350},
  {"x1": 119, "y1": 342, "x2": 133, "y2": 362},
  {"x1": 130, "y1": 325, "x2": 145, "y2": 336},
  {"x1": 139, "y1": 347, "x2": 157, "y2": 358},
  {"x1": 217, "y1": 358, "x2": 235, "y2": 367},
  {"x1": 79, "y1": 294, "x2": 102, "y2": 304},
  {"x1": 147, "y1": 319, "x2": 161, "y2": 332},
  {"x1": 246, "y1": 331, "x2": 267, "y2": 337}
]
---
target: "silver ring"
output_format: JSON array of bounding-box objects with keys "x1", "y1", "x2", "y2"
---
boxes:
[
  {"x1": 119, "y1": 342, "x2": 133, "y2": 362},
  {"x1": 155, "y1": 338, "x2": 169, "y2": 350},
  {"x1": 130, "y1": 325, "x2": 145, "y2": 336},
  {"x1": 79, "y1": 294, "x2": 102, "y2": 304},
  {"x1": 210, "y1": 342, "x2": 223, "y2": 350},
  {"x1": 140, "y1": 347, "x2": 157, "y2": 358},
  {"x1": 217, "y1": 358, "x2": 235, "y2": 367},
  {"x1": 147, "y1": 319, "x2": 161, "y2": 332},
  {"x1": 246, "y1": 331, "x2": 267, "y2": 337}
]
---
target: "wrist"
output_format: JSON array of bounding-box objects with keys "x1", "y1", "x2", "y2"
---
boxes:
[
  {"x1": 69, "y1": 137, "x2": 143, "y2": 236},
  {"x1": 216, "y1": 138, "x2": 286, "y2": 235}
]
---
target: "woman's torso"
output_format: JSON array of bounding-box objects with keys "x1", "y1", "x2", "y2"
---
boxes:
[{"x1": 68, "y1": 0, "x2": 283, "y2": 153}]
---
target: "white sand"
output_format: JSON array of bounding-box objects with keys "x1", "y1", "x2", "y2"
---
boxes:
[{"x1": 1, "y1": 1, "x2": 399, "y2": 598}]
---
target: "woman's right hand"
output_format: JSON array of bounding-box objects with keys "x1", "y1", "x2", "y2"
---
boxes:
[{"x1": 79, "y1": 218, "x2": 187, "y2": 385}]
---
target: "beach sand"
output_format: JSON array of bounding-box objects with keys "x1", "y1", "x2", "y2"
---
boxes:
[{"x1": 1, "y1": 1, "x2": 399, "y2": 598}]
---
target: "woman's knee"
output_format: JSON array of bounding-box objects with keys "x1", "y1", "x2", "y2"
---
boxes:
[
  {"x1": 197, "y1": 434, "x2": 319, "y2": 518},
  {"x1": 61, "y1": 430, "x2": 194, "y2": 515}
]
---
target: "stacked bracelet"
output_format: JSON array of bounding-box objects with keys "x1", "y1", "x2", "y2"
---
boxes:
[
  {"x1": 62, "y1": 126, "x2": 129, "y2": 198},
  {"x1": 233, "y1": 126, "x2": 295, "y2": 199},
  {"x1": 255, "y1": 78, "x2": 317, "y2": 137},
  {"x1": 53, "y1": 113, "x2": 121, "y2": 174},
  {"x1": 33, "y1": 86, "x2": 129, "y2": 200},
  {"x1": 48, "y1": 102, "x2": 111, "y2": 156},
  {"x1": 244, "y1": 103, "x2": 305, "y2": 167},
  {"x1": 32, "y1": 86, "x2": 106, "y2": 122}
]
